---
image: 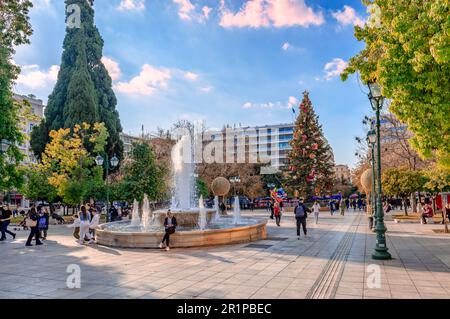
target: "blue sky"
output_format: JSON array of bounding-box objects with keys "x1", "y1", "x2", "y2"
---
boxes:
[{"x1": 13, "y1": 0, "x2": 372, "y2": 168}]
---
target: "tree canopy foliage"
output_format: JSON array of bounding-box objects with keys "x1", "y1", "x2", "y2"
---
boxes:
[{"x1": 342, "y1": 0, "x2": 450, "y2": 167}]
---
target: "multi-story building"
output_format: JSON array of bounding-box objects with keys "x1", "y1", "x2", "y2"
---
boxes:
[
  {"x1": 120, "y1": 132, "x2": 146, "y2": 158},
  {"x1": 206, "y1": 123, "x2": 295, "y2": 172},
  {"x1": 334, "y1": 164, "x2": 351, "y2": 183},
  {"x1": 13, "y1": 94, "x2": 45, "y2": 164},
  {"x1": 1, "y1": 94, "x2": 45, "y2": 206}
]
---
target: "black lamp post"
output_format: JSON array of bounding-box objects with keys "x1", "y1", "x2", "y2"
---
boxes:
[
  {"x1": 368, "y1": 82, "x2": 391, "y2": 260},
  {"x1": 367, "y1": 130, "x2": 377, "y2": 231},
  {"x1": 229, "y1": 176, "x2": 241, "y2": 197},
  {"x1": 95, "y1": 154, "x2": 119, "y2": 220}
]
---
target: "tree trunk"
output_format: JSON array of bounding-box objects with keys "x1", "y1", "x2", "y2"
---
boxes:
[
  {"x1": 411, "y1": 193, "x2": 417, "y2": 213},
  {"x1": 403, "y1": 197, "x2": 408, "y2": 216}
]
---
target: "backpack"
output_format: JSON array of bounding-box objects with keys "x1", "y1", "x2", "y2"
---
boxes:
[
  {"x1": 295, "y1": 205, "x2": 306, "y2": 218},
  {"x1": 38, "y1": 217, "x2": 47, "y2": 229}
]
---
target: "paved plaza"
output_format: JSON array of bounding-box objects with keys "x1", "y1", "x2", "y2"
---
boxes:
[{"x1": 1, "y1": 209, "x2": 450, "y2": 299}]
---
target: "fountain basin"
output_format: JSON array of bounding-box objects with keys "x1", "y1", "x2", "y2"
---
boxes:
[
  {"x1": 152, "y1": 208, "x2": 216, "y2": 228},
  {"x1": 96, "y1": 218, "x2": 267, "y2": 248}
]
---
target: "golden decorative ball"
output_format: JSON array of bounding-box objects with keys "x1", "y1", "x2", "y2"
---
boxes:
[
  {"x1": 211, "y1": 177, "x2": 231, "y2": 196},
  {"x1": 360, "y1": 169, "x2": 373, "y2": 195}
]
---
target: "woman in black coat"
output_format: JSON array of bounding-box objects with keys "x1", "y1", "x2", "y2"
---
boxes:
[
  {"x1": 26, "y1": 207, "x2": 43, "y2": 247},
  {"x1": 159, "y1": 210, "x2": 177, "y2": 251}
]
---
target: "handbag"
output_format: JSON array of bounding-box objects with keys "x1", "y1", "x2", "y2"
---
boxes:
[{"x1": 25, "y1": 218, "x2": 37, "y2": 228}]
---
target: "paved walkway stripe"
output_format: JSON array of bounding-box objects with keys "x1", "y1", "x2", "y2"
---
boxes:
[{"x1": 306, "y1": 212, "x2": 362, "y2": 299}]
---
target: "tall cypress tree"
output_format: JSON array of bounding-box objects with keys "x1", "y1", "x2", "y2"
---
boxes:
[
  {"x1": 284, "y1": 91, "x2": 335, "y2": 200},
  {"x1": 31, "y1": 0, "x2": 123, "y2": 159}
]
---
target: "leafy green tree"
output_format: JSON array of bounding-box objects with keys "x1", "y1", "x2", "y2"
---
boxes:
[
  {"x1": 284, "y1": 91, "x2": 335, "y2": 200},
  {"x1": 0, "y1": 0, "x2": 33, "y2": 192},
  {"x1": 39, "y1": 122, "x2": 109, "y2": 206},
  {"x1": 31, "y1": 0, "x2": 123, "y2": 160},
  {"x1": 23, "y1": 167, "x2": 59, "y2": 203},
  {"x1": 382, "y1": 167, "x2": 426, "y2": 215},
  {"x1": 197, "y1": 178, "x2": 209, "y2": 198},
  {"x1": 342, "y1": 0, "x2": 450, "y2": 167},
  {"x1": 120, "y1": 143, "x2": 168, "y2": 203}
]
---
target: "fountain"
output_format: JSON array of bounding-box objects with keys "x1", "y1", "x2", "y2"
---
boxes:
[
  {"x1": 130, "y1": 199, "x2": 140, "y2": 227},
  {"x1": 141, "y1": 194, "x2": 152, "y2": 231},
  {"x1": 198, "y1": 195, "x2": 207, "y2": 230},
  {"x1": 96, "y1": 133, "x2": 267, "y2": 248},
  {"x1": 233, "y1": 196, "x2": 241, "y2": 224},
  {"x1": 214, "y1": 196, "x2": 220, "y2": 221}
]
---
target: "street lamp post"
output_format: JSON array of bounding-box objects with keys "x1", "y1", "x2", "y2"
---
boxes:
[
  {"x1": 95, "y1": 154, "x2": 119, "y2": 221},
  {"x1": 368, "y1": 82, "x2": 391, "y2": 260},
  {"x1": 367, "y1": 130, "x2": 377, "y2": 231},
  {"x1": 229, "y1": 176, "x2": 241, "y2": 197}
]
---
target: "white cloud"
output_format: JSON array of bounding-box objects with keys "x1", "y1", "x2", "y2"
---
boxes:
[
  {"x1": 282, "y1": 42, "x2": 304, "y2": 52},
  {"x1": 200, "y1": 86, "x2": 213, "y2": 93},
  {"x1": 324, "y1": 58, "x2": 348, "y2": 80},
  {"x1": 219, "y1": 0, "x2": 324, "y2": 29},
  {"x1": 114, "y1": 64, "x2": 204, "y2": 97},
  {"x1": 282, "y1": 42, "x2": 291, "y2": 51},
  {"x1": 114, "y1": 64, "x2": 172, "y2": 96},
  {"x1": 288, "y1": 96, "x2": 299, "y2": 108},
  {"x1": 184, "y1": 71, "x2": 199, "y2": 81},
  {"x1": 202, "y1": 6, "x2": 213, "y2": 20},
  {"x1": 172, "y1": 0, "x2": 212, "y2": 22},
  {"x1": 220, "y1": 0, "x2": 270, "y2": 28},
  {"x1": 267, "y1": 0, "x2": 325, "y2": 28},
  {"x1": 101, "y1": 56, "x2": 122, "y2": 81},
  {"x1": 16, "y1": 64, "x2": 60, "y2": 89},
  {"x1": 243, "y1": 96, "x2": 298, "y2": 109},
  {"x1": 332, "y1": 5, "x2": 365, "y2": 27},
  {"x1": 173, "y1": 0, "x2": 195, "y2": 20},
  {"x1": 117, "y1": 0, "x2": 145, "y2": 11}
]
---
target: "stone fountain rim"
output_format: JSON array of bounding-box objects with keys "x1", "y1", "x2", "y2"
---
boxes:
[
  {"x1": 97, "y1": 218, "x2": 268, "y2": 236},
  {"x1": 152, "y1": 208, "x2": 217, "y2": 213}
]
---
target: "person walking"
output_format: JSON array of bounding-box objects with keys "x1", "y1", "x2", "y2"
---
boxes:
[
  {"x1": 340, "y1": 198, "x2": 345, "y2": 216},
  {"x1": 78, "y1": 206, "x2": 91, "y2": 245},
  {"x1": 329, "y1": 200, "x2": 335, "y2": 216},
  {"x1": 0, "y1": 204, "x2": 16, "y2": 241},
  {"x1": 274, "y1": 202, "x2": 281, "y2": 226},
  {"x1": 159, "y1": 210, "x2": 177, "y2": 251},
  {"x1": 345, "y1": 198, "x2": 350, "y2": 210},
  {"x1": 269, "y1": 200, "x2": 275, "y2": 219},
  {"x1": 88, "y1": 209, "x2": 100, "y2": 244},
  {"x1": 38, "y1": 208, "x2": 50, "y2": 240},
  {"x1": 294, "y1": 198, "x2": 311, "y2": 240},
  {"x1": 312, "y1": 201, "x2": 320, "y2": 224},
  {"x1": 25, "y1": 207, "x2": 43, "y2": 246}
]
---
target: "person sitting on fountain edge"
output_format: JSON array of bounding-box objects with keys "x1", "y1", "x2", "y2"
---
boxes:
[{"x1": 160, "y1": 210, "x2": 177, "y2": 251}]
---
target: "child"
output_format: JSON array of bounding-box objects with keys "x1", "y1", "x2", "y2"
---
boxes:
[{"x1": 68, "y1": 213, "x2": 81, "y2": 240}]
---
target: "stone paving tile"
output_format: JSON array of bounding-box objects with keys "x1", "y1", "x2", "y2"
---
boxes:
[{"x1": 2, "y1": 209, "x2": 449, "y2": 299}]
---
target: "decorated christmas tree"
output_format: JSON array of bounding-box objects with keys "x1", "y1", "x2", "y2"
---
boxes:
[{"x1": 284, "y1": 91, "x2": 335, "y2": 200}]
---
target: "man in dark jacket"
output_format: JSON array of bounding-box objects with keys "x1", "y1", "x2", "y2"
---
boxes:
[
  {"x1": 159, "y1": 210, "x2": 178, "y2": 251},
  {"x1": 294, "y1": 198, "x2": 311, "y2": 240}
]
